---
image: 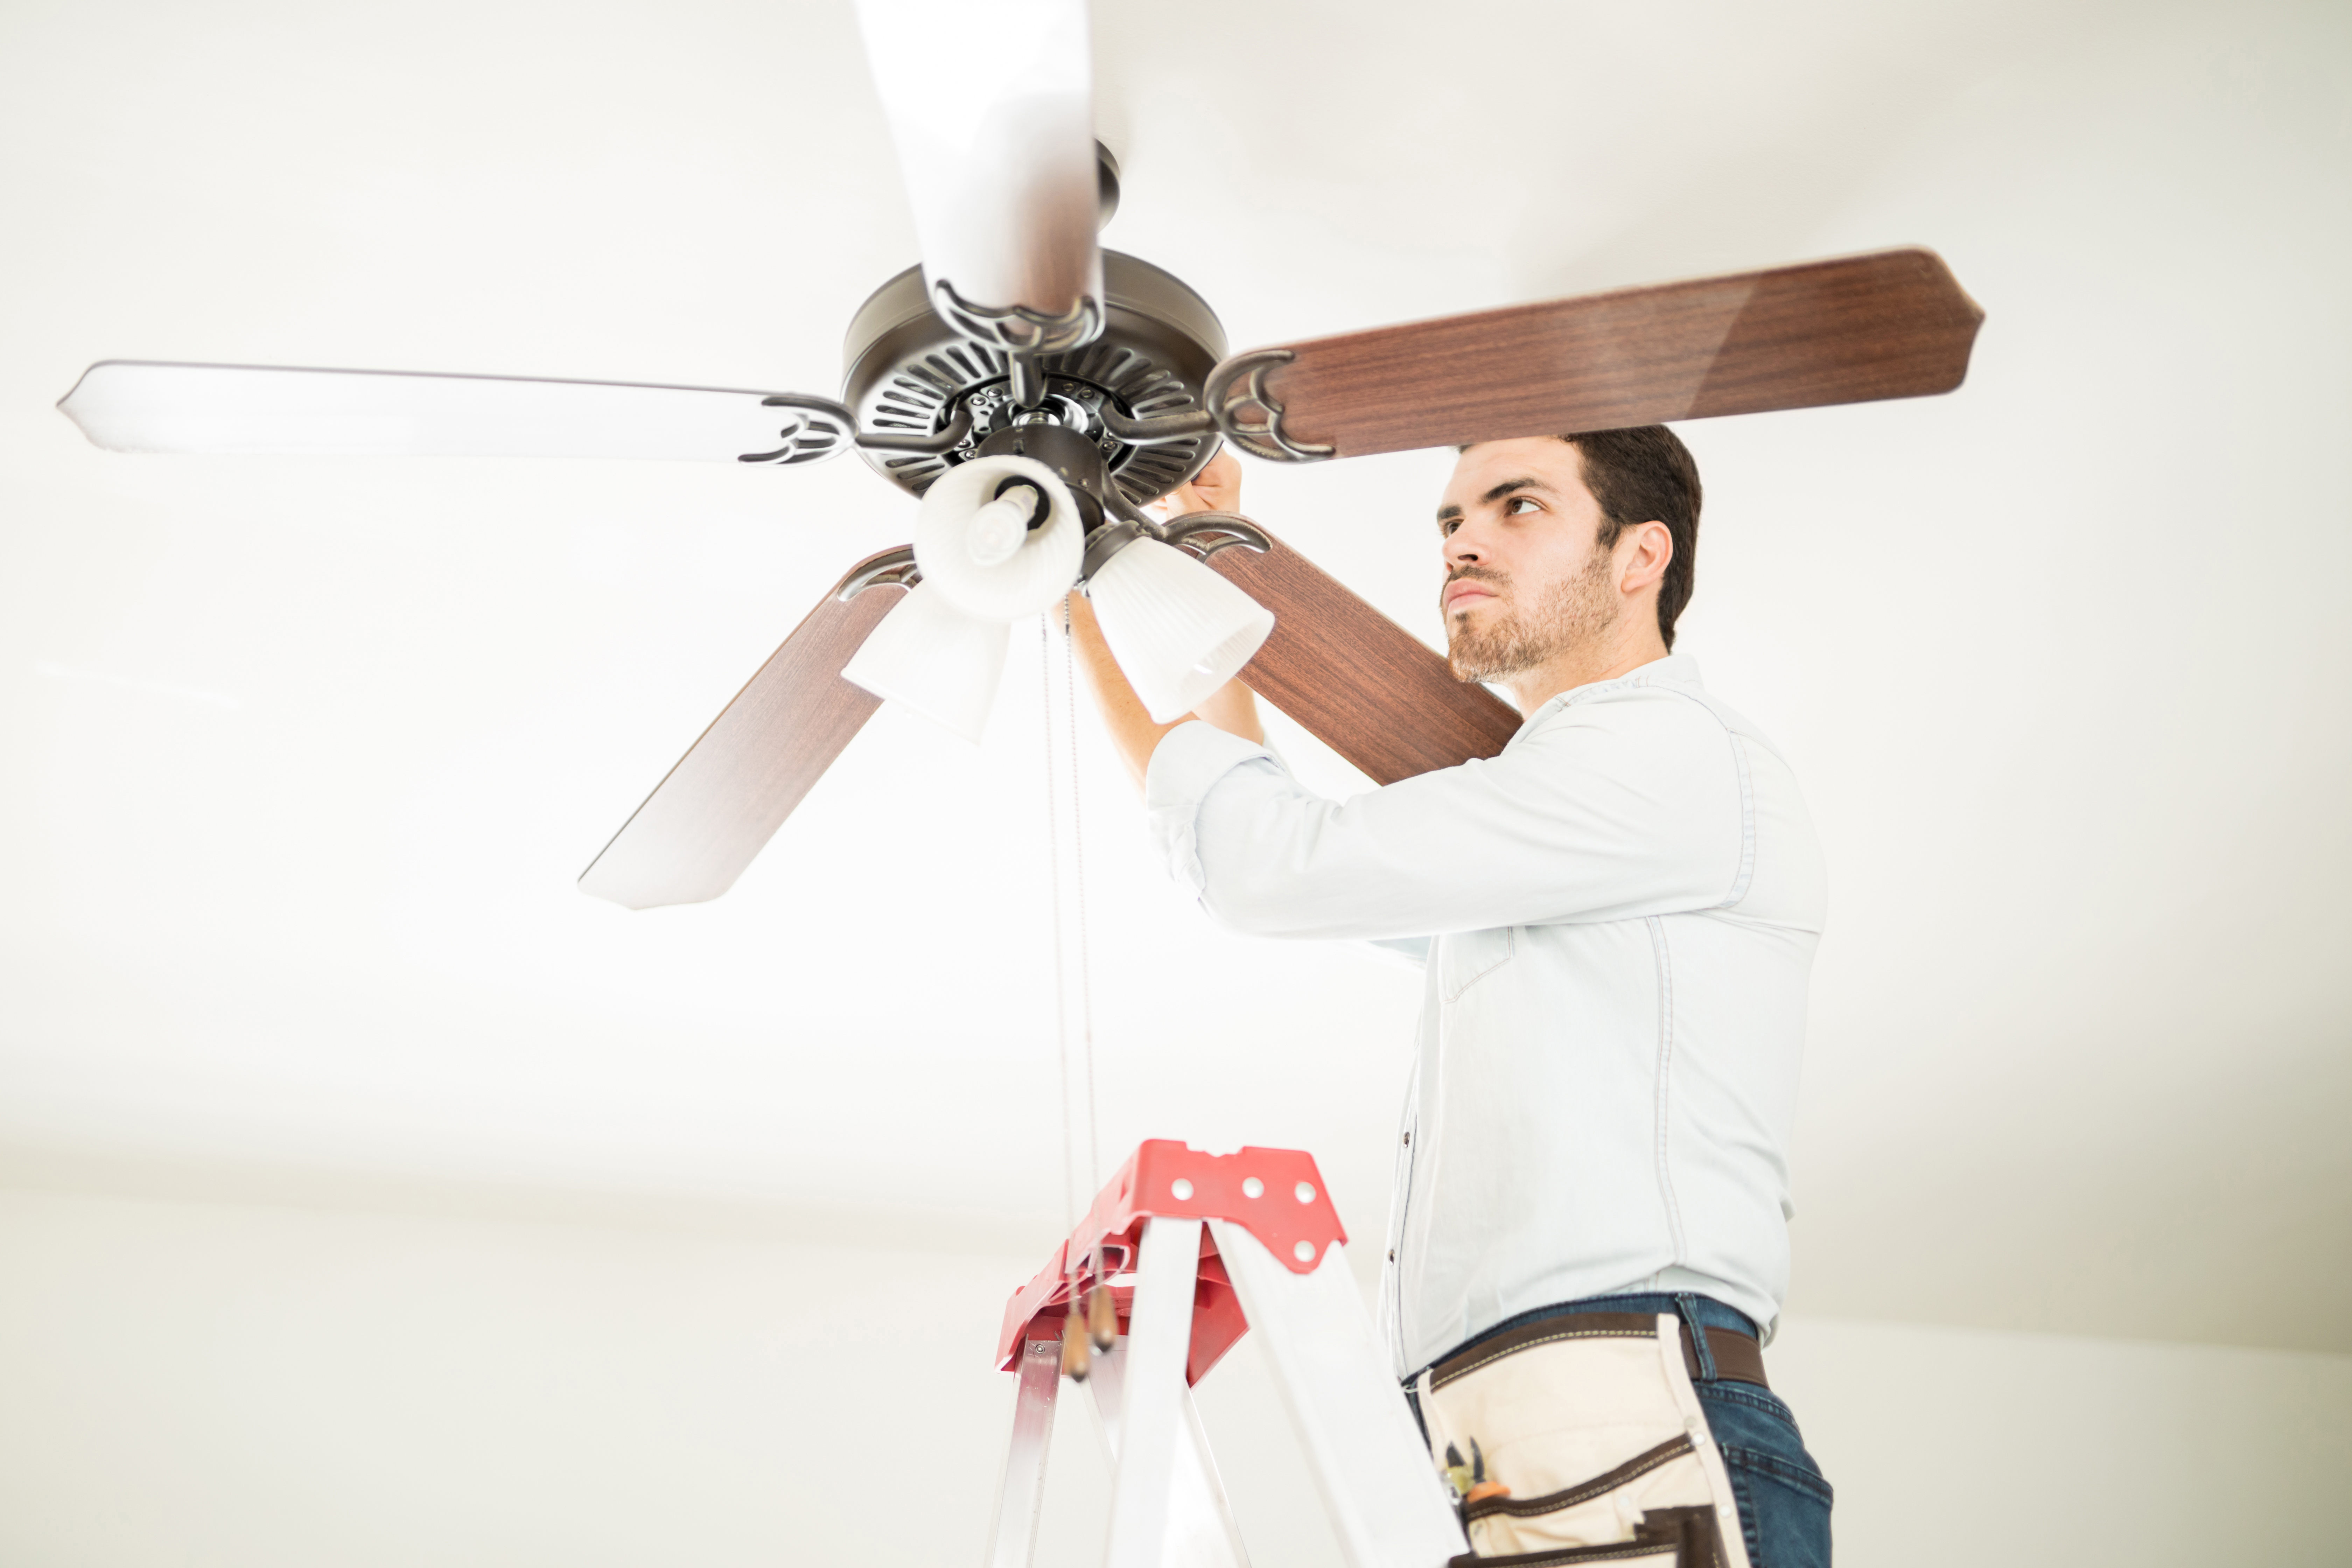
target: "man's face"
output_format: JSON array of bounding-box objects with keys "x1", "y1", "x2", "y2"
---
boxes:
[{"x1": 1437, "y1": 438, "x2": 1621, "y2": 683}]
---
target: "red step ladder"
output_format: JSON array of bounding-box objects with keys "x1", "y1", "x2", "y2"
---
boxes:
[{"x1": 984, "y1": 1141, "x2": 1466, "y2": 1568}]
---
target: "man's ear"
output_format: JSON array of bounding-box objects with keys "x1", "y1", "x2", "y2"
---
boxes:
[{"x1": 1616, "y1": 520, "x2": 1674, "y2": 596}]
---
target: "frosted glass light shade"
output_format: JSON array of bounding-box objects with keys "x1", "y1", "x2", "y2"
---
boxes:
[
  {"x1": 1088, "y1": 538, "x2": 1275, "y2": 723},
  {"x1": 840, "y1": 583, "x2": 1010, "y2": 742},
  {"x1": 914, "y1": 455, "x2": 1083, "y2": 621}
]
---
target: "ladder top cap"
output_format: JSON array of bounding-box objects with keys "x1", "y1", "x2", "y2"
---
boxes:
[{"x1": 995, "y1": 1140, "x2": 1348, "y2": 1372}]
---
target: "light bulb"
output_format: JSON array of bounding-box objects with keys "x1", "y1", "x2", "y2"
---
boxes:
[
  {"x1": 965, "y1": 485, "x2": 1041, "y2": 566},
  {"x1": 840, "y1": 582, "x2": 1010, "y2": 742},
  {"x1": 915, "y1": 457, "x2": 1080, "y2": 620},
  {"x1": 1087, "y1": 538, "x2": 1274, "y2": 723}
]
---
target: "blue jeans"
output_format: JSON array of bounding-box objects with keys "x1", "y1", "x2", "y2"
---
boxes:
[{"x1": 1412, "y1": 1293, "x2": 1834, "y2": 1568}]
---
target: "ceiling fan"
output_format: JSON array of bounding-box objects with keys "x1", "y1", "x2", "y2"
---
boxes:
[{"x1": 54, "y1": 0, "x2": 1984, "y2": 913}]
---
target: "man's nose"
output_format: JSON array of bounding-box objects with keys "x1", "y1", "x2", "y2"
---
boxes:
[{"x1": 1444, "y1": 525, "x2": 1484, "y2": 566}]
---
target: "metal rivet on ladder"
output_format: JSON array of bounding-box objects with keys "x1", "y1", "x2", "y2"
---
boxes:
[
  {"x1": 1171, "y1": 1177, "x2": 1195, "y2": 1200},
  {"x1": 1241, "y1": 1177, "x2": 1264, "y2": 1199},
  {"x1": 1294, "y1": 1239, "x2": 1317, "y2": 1263},
  {"x1": 1295, "y1": 1181, "x2": 1316, "y2": 1204}
]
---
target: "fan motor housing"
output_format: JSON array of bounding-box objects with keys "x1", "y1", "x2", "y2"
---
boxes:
[{"x1": 841, "y1": 250, "x2": 1227, "y2": 505}]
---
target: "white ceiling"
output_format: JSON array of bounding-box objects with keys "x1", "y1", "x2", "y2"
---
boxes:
[{"x1": 2, "y1": 0, "x2": 2345, "y2": 1351}]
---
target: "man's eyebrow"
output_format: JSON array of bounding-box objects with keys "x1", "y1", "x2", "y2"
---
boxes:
[{"x1": 1435, "y1": 477, "x2": 1552, "y2": 524}]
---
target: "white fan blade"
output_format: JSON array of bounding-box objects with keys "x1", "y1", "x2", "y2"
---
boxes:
[
  {"x1": 853, "y1": 0, "x2": 1101, "y2": 336},
  {"x1": 56, "y1": 361, "x2": 853, "y2": 463}
]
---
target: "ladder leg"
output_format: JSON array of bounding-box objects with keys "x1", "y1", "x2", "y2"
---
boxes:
[
  {"x1": 1087, "y1": 1337, "x2": 1251, "y2": 1568},
  {"x1": 1173, "y1": 1385, "x2": 1252, "y2": 1568},
  {"x1": 1104, "y1": 1216, "x2": 1202, "y2": 1568},
  {"x1": 983, "y1": 1336, "x2": 1062, "y2": 1568},
  {"x1": 1205, "y1": 1219, "x2": 1466, "y2": 1568}
]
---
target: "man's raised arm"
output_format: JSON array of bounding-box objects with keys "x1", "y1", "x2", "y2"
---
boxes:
[
  {"x1": 1138, "y1": 701, "x2": 1744, "y2": 942},
  {"x1": 1067, "y1": 443, "x2": 1743, "y2": 941}
]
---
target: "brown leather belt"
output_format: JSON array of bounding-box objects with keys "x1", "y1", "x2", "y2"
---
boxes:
[
  {"x1": 1679, "y1": 1321, "x2": 1768, "y2": 1389},
  {"x1": 1428, "y1": 1310, "x2": 1768, "y2": 1392}
]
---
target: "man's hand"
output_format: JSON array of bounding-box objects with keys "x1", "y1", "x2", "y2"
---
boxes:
[
  {"x1": 1069, "y1": 446, "x2": 1265, "y2": 790},
  {"x1": 1156, "y1": 446, "x2": 1243, "y2": 521}
]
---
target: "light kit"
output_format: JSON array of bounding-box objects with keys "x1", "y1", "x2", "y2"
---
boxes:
[{"x1": 840, "y1": 442, "x2": 1268, "y2": 741}]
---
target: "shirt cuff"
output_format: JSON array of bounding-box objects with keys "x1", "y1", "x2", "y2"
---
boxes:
[{"x1": 1143, "y1": 721, "x2": 1278, "y2": 895}]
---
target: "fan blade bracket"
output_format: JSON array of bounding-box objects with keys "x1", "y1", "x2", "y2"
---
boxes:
[
  {"x1": 931, "y1": 281, "x2": 1105, "y2": 357},
  {"x1": 736, "y1": 393, "x2": 861, "y2": 465},
  {"x1": 1097, "y1": 400, "x2": 1214, "y2": 448},
  {"x1": 1158, "y1": 511, "x2": 1270, "y2": 562},
  {"x1": 851, "y1": 400, "x2": 975, "y2": 456},
  {"x1": 837, "y1": 546, "x2": 920, "y2": 601},
  {"x1": 1202, "y1": 349, "x2": 1334, "y2": 463}
]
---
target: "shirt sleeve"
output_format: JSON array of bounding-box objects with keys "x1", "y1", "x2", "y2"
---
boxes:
[
  {"x1": 1144, "y1": 720, "x2": 1281, "y2": 894},
  {"x1": 1143, "y1": 695, "x2": 1745, "y2": 941}
]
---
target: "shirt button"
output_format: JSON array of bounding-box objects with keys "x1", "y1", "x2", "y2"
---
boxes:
[
  {"x1": 1388, "y1": 1250, "x2": 1397, "y2": 1262},
  {"x1": 1402, "y1": 1131, "x2": 1412, "y2": 1147}
]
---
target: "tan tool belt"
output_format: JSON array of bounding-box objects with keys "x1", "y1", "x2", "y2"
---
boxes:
[{"x1": 1414, "y1": 1312, "x2": 1756, "y2": 1568}]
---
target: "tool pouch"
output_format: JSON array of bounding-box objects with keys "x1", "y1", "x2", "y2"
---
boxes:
[{"x1": 1416, "y1": 1313, "x2": 1753, "y2": 1568}]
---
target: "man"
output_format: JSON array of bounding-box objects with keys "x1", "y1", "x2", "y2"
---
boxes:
[{"x1": 1068, "y1": 430, "x2": 1832, "y2": 1567}]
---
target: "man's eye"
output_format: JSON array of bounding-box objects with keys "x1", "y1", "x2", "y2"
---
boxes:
[{"x1": 1507, "y1": 496, "x2": 1541, "y2": 515}]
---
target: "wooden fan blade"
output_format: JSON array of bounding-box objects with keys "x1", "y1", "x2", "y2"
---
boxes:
[
  {"x1": 1206, "y1": 529, "x2": 1521, "y2": 785},
  {"x1": 1249, "y1": 248, "x2": 1984, "y2": 459},
  {"x1": 852, "y1": 0, "x2": 1101, "y2": 333},
  {"x1": 579, "y1": 551, "x2": 910, "y2": 910}
]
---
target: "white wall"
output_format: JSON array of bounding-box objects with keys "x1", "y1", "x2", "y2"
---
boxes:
[
  {"x1": 1766, "y1": 1319, "x2": 2352, "y2": 1564},
  {"x1": 2, "y1": 1178, "x2": 2343, "y2": 1568}
]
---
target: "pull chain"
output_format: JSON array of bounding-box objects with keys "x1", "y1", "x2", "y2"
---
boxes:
[
  {"x1": 1062, "y1": 598, "x2": 1100, "y2": 1197},
  {"x1": 1040, "y1": 614, "x2": 1076, "y2": 1242},
  {"x1": 1042, "y1": 603, "x2": 1105, "y2": 1377}
]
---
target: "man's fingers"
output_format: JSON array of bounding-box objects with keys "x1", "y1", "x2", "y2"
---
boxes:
[
  {"x1": 1195, "y1": 448, "x2": 1242, "y2": 503},
  {"x1": 1164, "y1": 447, "x2": 1243, "y2": 518}
]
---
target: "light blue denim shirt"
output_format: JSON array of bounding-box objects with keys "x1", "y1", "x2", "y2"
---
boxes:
[{"x1": 1143, "y1": 655, "x2": 1827, "y2": 1376}]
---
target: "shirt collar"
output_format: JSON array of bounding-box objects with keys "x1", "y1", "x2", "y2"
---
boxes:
[{"x1": 1508, "y1": 653, "x2": 1706, "y2": 739}]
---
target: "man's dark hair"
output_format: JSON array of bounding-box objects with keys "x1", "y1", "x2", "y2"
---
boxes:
[{"x1": 1561, "y1": 427, "x2": 1701, "y2": 651}]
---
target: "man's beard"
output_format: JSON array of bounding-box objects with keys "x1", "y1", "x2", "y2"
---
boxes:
[{"x1": 1444, "y1": 547, "x2": 1619, "y2": 684}]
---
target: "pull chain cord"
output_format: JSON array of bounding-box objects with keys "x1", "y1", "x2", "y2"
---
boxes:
[
  {"x1": 1040, "y1": 613, "x2": 1076, "y2": 1241},
  {"x1": 1060, "y1": 597, "x2": 1101, "y2": 1197},
  {"x1": 1042, "y1": 604, "x2": 1107, "y2": 1379}
]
